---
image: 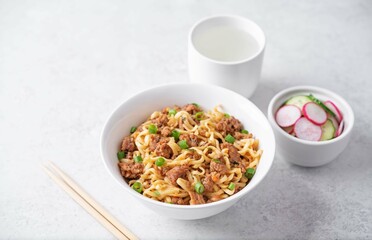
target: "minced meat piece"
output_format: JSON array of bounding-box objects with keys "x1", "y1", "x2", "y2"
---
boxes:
[
  {"x1": 155, "y1": 166, "x2": 170, "y2": 177},
  {"x1": 210, "y1": 160, "x2": 228, "y2": 175},
  {"x1": 118, "y1": 161, "x2": 143, "y2": 179},
  {"x1": 202, "y1": 175, "x2": 214, "y2": 192},
  {"x1": 221, "y1": 142, "x2": 241, "y2": 164},
  {"x1": 151, "y1": 113, "x2": 168, "y2": 127},
  {"x1": 154, "y1": 138, "x2": 173, "y2": 159},
  {"x1": 161, "y1": 126, "x2": 172, "y2": 137},
  {"x1": 179, "y1": 134, "x2": 199, "y2": 147},
  {"x1": 121, "y1": 136, "x2": 136, "y2": 152},
  {"x1": 166, "y1": 165, "x2": 188, "y2": 186},
  {"x1": 186, "y1": 150, "x2": 201, "y2": 160},
  {"x1": 198, "y1": 129, "x2": 207, "y2": 137},
  {"x1": 182, "y1": 104, "x2": 201, "y2": 115},
  {"x1": 234, "y1": 132, "x2": 246, "y2": 140},
  {"x1": 171, "y1": 197, "x2": 189, "y2": 205},
  {"x1": 149, "y1": 135, "x2": 160, "y2": 151},
  {"x1": 126, "y1": 151, "x2": 134, "y2": 159},
  {"x1": 216, "y1": 116, "x2": 243, "y2": 136}
]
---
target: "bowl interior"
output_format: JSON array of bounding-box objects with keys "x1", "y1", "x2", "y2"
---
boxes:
[
  {"x1": 268, "y1": 86, "x2": 354, "y2": 145},
  {"x1": 101, "y1": 83, "x2": 275, "y2": 207},
  {"x1": 190, "y1": 15, "x2": 266, "y2": 62}
]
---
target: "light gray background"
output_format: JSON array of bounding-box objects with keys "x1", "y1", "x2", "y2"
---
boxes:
[{"x1": 1, "y1": 0, "x2": 371, "y2": 239}]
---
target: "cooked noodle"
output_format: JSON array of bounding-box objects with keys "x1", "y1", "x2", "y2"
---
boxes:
[{"x1": 118, "y1": 104, "x2": 263, "y2": 205}]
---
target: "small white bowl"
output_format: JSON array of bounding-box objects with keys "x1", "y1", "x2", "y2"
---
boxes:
[
  {"x1": 268, "y1": 86, "x2": 354, "y2": 167},
  {"x1": 101, "y1": 83, "x2": 275, "y2": 220}
]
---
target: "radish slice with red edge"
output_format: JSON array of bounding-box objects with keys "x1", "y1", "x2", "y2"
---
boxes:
[
  {"x1": 324, "y1": 100, "x2": 343, "y2": 123},
  {"x1": 336, "y1": 120, "x2": 344, "y2": 137},
  {"x1": 294, "y1": 117, "x2": 322, "y2": 141},
  {"x1": 303, "y1": 102, "x2": 327, "y2": 125},
  {"x1": 275, "y1": 105, "x2": 302, "y2": 127}
]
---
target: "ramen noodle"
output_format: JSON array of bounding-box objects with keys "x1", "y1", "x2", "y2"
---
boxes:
[{"x1": 117, "y1": 103, "x2": 263, "y2": 205}]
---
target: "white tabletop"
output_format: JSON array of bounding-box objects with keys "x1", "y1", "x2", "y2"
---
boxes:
[{"x1": 1, "y1": 0, "x2": 371, "y2": 239}]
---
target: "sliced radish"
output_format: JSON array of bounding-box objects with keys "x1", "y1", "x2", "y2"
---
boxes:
[
  {"x1": 275, "y1": 105, "x2": 302, "y2": 127},
  {"x1": 303, "y1": 102, "x2": 327, "y2": 125},
  {"x1": 336, "y1": 120, "x2": 344, "y2": 137},
  {"x1": 294, "y1": 117, "x2": 322, "y2": 141},
  {"x1": 328, "y1": 116, "x2": 339, "y2": 137},
  {"x1": 283, "y1": 126, "x2": 294, "y2": 134},
  {"x1": 324, "y1": 100, "x2": 343, "y2": 123}
]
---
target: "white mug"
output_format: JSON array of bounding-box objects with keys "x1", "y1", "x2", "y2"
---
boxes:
[{"x1": 188, "y1": 15, "x2": 266, "y2": 98}]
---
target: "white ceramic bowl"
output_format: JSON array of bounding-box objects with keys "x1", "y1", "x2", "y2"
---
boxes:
[
  {"x1": 268, "y1": 86, "x2": 354, "y2": 167},
  {"x1": 101, "y1": 83, "x2": 275, "y2": 220}
]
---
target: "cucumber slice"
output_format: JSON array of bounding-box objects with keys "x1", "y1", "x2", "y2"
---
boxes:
[
  {"x1": 285, "y1": 95, "x2": 312, "y2": 110},
  {"x1": 320, "y1": 119, "x2": 335, "y2": 141}
]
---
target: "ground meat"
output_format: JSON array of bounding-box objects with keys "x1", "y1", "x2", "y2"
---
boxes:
[
  {"x1": 126, "y1": 151, "x2": 134, "y2": 159},
  {"x1": 121, "y1": 136, "x2": 136, "y2": 152},
  {"x1": 239, "y1": 162, "x2": 247, "y2": 175},
  {"x1": 149, "y1": 135, "x2": 160, "y2": 151},
  {"x1": 151, "y1": 113, "x2": 168, "y2": 127},
  {"x1": 161, "y1": 126, "x2": 172, "y2": 137},
  {"x1": 198, "y1": 129, "x2": 207, "y2": 137},
  {"x1": 182, "y1": 104, "x2": 201, "y2": 115},
  {"x1": 210, "y1": 160, "x2": 228, "y2": 175},
  {"x1": 166, "y1": 165, "x2": 189, "y2": 186},
  {"x1": 186, "y1": 150, "x2": 201, "y2": 160},
  {"x1": 149, "y1": 135, "x2": 172, "y2": 158},
  {"x1": 118, "y1": 161, "x2": 143, "y2": 179},
  {"x1": 189, "y1": 191, "x2": 206, "y2": 205},
  {"x1": 221, "y1": 142, "x2": 241, "y2": 164},
  {"x1": 154, "y1": 138, "x2": 172, "y2": 159},
  {"x1": 155, "y1": 166, "x2": 170, "y2": 177},
  {"x1": 179, "y1": 134, "x2": 199, "y2": 147},
  {"x1": 202, "y1": 175, "x2": 214, "y2": 192},
  {"x1": 234, "y1": 132, "x2": 245, "y2": 140},
  {"x1": 234, "y1": 132, "x2": 253, "y2": 140},
  {"x1": 171, "y1": 197, "x2": 189, "y2": 205},
  {"x1": 216, "y1": 116, "x2": 243, "y2": 136}
]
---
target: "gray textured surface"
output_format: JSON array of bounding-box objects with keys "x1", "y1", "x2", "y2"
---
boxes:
[{"x1": 1, "y1": 0, "x2": 371, "y2": 239}]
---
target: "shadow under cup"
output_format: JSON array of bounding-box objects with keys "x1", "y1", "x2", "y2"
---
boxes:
[{"x1": 188, "y1": 15, "x2": 266, "y2": 98}]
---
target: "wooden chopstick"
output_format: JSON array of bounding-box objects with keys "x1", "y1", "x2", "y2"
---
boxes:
[
  {"x1": 42, "y1": 162, "x2": 138, "y2": 240},
  {"x1": 47, "y1": 162, "x2": 138, "y2": 240}
]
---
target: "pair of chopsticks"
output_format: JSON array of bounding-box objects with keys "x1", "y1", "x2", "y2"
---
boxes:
[{"x1": 42, "y1": 161, "x2": 138, "y2": 240}]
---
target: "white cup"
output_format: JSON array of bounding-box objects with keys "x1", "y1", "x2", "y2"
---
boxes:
[{"x1": 188, "y1": 15, "x2": 266, "y2": 98}]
